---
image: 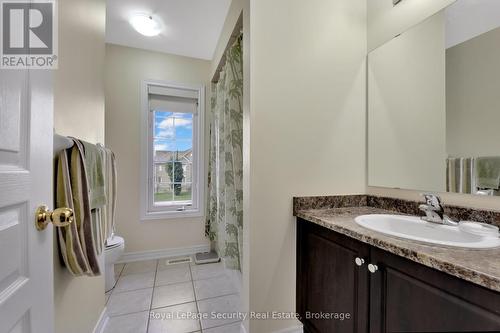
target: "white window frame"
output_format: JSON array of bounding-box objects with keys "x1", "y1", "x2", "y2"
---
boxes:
[{"x1": 140, "y1": 79, "x2": 205, "y2": 220}]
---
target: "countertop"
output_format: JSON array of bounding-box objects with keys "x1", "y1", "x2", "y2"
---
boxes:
[{"x1": 296, "y1": 206, "x2": 500, "y2": 292}]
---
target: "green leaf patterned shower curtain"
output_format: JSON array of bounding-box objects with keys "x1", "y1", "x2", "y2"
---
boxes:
[{"x1": 206, "y1": 36, "x2": 243, "y2": 271}]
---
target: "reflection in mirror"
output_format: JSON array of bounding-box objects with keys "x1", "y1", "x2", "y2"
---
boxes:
[{"x1": 368, "y1": 0, "x2": 500, "y2": 197}]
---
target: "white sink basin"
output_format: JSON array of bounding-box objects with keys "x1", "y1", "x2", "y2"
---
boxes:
[{"x1": 354, "y1": 214, "x2": 500, "y2": 249}]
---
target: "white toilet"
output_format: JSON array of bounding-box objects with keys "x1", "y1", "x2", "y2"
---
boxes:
[{"x1": 104, "y1": 235, "x2": 125, "y2": 292}]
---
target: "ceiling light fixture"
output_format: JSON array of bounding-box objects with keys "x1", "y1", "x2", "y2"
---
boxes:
[{"x1": 130, "y1": 14, "x2": 161, "y2": 37}]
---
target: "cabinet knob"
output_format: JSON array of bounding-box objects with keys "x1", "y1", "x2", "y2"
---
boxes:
[
  {"x1": 354, "y1": 257, "x2": 365, "y2": 266},
  {"x1": 368, "y1": 264, "x2": 378, "y2": 273}
]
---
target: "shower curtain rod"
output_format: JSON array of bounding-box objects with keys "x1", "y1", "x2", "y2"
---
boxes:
[{"x1": 212, "y1": 13, "x2": 243, "y2": 83}]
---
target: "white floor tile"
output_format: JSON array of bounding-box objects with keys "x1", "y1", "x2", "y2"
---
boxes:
[
  {"x1": 107, "y1": 288, "x2": 153, "y2": 317},
  {"x1": 152, "y1": 282, "x2": 195, "y2": 309},
  {"x1": 193, "y1": 275, "x2": 238, "y2": 300},
  {"x1": 203, "y1": 322, "x2": 242, "y2": 333},
  {"x1": 114, "y1": 271, "x2": 155, "y2": 293},
  {"x1": 148, "y1": 302, "x2": 200, "y2": 333},
  {"x1": 105, "y1": 292, "x2": 111, "y2": 305},
  {"x1": 121, "y1": 260, "x2": 158, "y2": 275},
  {"x1": 155, "y1": 265, "x2": 191, "y2": 286},
  {"x1": 197, "y1": 294, "x2": 242, "y2": 330},
  {"x1": 190, "y1": 262, "x2": 226, "y2": 281},
  {"x1": 103, "y1": 311, "x2": 149, "y2": 333}
]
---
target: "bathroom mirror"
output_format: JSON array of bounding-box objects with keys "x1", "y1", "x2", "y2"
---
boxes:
[{"x1": 368, "y1": 0, "x2": 500, "y2": 196}]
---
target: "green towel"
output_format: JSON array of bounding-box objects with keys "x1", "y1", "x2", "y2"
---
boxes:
[
  {"x1": 56, "y1": 139, "x2": 101, "y2": 276},
  {"x1": 80, "y1": 140, "x2": 107, "y2": 209},
  {"x1": 476, "y1": 157, "x2": 500, "y2": 190}
]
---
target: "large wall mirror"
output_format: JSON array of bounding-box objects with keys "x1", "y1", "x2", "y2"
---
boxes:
[{"x1": 368, "y1": 0, "x2": 500, "y2": 196}]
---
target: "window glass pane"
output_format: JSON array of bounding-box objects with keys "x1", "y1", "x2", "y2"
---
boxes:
[
  {"x1": 173, "y1": 183, "x2": 192, "y2": 203},
  {"x1": 153, "y1": 139, "x2": 175, "y2": 156},
  {"x1": 174, "y1": 113, "x2": 193, "y2": 140},
  {"x1": 154, "y1": 183, "x2": 174, "y2": 203},
  {"x1": 174, "y1": 139, "x2": 192, "y2": 152},
  {"x1": 154, "y1": 112, "x2": 175, "y2": 139},
  {"x1": 152, "y1": 110, "x2": 194, "y2": 207}
]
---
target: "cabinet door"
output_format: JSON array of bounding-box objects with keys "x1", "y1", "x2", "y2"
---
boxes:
[
  {"x1": 297, "y1": 219, "x2": 370, "y2": 333},
  {"x1": 369, "y1": 247, "x2": 500, "y2": 332}
]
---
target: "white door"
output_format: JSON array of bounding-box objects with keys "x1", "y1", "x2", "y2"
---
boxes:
[{"x1": 0, "y1": 66, "x2": 54, "y2": 332}]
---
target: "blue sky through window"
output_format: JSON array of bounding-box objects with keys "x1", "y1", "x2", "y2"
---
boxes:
[{"x1": 154, "y1": 111, "x2": 193, "y2": 152}]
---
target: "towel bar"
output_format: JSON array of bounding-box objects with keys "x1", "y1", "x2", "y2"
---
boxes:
[{"x1": 54, "y1": 133, "x2": 74, "y2": 154}]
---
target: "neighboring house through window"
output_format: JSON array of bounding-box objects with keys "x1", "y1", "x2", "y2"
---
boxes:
[{"x1": 141, "y1": 81, "x2": 205, "y2": 219}]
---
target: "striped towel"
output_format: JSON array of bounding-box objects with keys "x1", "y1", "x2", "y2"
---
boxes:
[
  {"x1": 446, "y1": 157, "x2": 475, "y2": 194},
  {"x1": 99, "y1": 145, "x2": 117, "y2": 242},
  {"x1": 55, "y1": 139, "x2": 102, "y2": 276},
  {"x1": 80, "y1": 140, "x2": 107, "y2": 254}
]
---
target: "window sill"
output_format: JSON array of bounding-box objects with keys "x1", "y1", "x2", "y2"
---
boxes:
[{"x1": 140, "y1": 209, "x2": 204, "y2": 221}]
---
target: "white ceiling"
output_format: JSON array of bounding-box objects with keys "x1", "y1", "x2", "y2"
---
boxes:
[
  {"x1": 446, "y1": 0, "x2": 500, "y2": 48},
  {"x1": 106, "y1": 0, "x2": 232, "y2": 60}
]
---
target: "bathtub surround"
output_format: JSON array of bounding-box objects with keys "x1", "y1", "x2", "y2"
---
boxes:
[{"x1": 293, "y1": 195, "x2": 500, "y2": 292}]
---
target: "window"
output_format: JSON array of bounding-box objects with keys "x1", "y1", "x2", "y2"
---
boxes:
[{"x1": 141, "y1": 81, "x2": 205, "y2": 219}]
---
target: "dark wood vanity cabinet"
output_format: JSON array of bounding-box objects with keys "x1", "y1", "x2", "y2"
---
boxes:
[
  {"x1": 296, "y1": 218, "x2": 500, "y2": 333},
  {"x1": 296, "y1": 219, "x2": 370, "y2": 333},
  {"x1": 369, "y1": 247, "x2": 500, "y2": 332}
]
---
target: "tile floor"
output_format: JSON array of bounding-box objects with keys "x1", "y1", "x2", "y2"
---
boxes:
[{"x1": 103, "y1": 258, "x2": 242, "y2": 333}]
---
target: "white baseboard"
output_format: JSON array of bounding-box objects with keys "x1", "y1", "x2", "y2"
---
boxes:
[
  {"x1": 117, "y1": 244, "x2": 210, "y2": 263},
  {"x1": 92, "y1": 307, "x2": 108, "y2": 333}
]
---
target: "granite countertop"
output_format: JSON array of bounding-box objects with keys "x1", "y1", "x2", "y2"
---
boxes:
[{"x1": 296, "y1": 206, "x2": 500, "y2": 292}]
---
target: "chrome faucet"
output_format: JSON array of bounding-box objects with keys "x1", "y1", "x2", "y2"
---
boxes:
[{"x1": 419, "y1": 193, "x2": 458, "y2": 226}]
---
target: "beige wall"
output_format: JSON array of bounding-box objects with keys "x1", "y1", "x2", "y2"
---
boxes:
[
  {"x1": 368, "y1": 0, "x2": 455, "y2": 51},
  {"x1": 53, "y1": 0, "x2": 106, "y2": 332},
  {"x1": 446, "y1": 27, "x2": 500, "y2": 157},
  {"x1": 54, "y1": 0, "x2": 106, "y2": 143},
  {"x1": 367, "y1": 0, "x2": 500, "y2": 208},
  {"x1": 249, "y1": 0, "x2": 367, "y2": 331},
  {"x1": 105, "y1": 44, "x2": 211, "y2": 253},
  {"x1": 368, "y1": 13, "x2": 446, "y2": 192}
]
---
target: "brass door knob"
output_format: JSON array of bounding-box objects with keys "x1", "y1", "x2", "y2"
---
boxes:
[{"x1": 35, "y1": 205, "x2": 74, "y2": 230}]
